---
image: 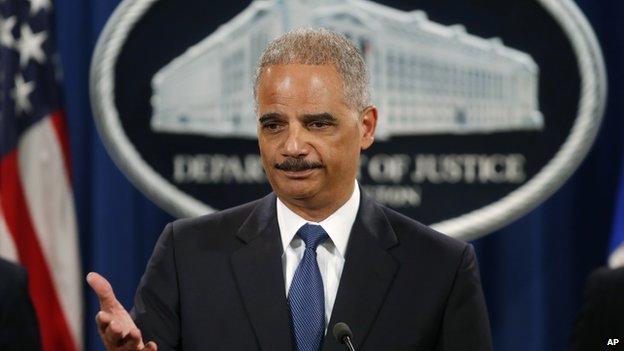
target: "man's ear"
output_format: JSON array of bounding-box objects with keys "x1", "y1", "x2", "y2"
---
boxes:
[{"x1": 360, "y1": 106, "x2": 377, "y2": 150}]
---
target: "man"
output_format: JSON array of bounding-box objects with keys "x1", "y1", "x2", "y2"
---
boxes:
[
  {"x1": 570, "y1": 266, "x2": 624, "y2": 350},
  {"x1": 88, "y1": 28, "x2": 492, "y2": 351},
  {"x1": 0, "y1": 258, "x2": 42, "y2": 351}
]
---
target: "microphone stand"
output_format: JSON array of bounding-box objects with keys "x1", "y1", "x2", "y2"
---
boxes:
[{"x1": 341, "y1": 335, "x2": 356, "y2": 351}]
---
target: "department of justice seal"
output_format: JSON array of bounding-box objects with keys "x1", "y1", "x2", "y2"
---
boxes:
[{"x1": 90, "y1": 0, "x2": 606, "y2": 240}]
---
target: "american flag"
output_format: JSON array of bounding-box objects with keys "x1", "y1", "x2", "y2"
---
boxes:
[
  {"x1": 0, "y1": 0, "x2": 82, "y2": 350},
  {"x1": 609, "y1": 159, "x2": 624, "y2": 268}
]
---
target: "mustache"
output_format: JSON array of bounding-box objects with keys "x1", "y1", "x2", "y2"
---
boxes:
[{"x1": 274, "y1": 158, "x2": 324, "y2": 172}]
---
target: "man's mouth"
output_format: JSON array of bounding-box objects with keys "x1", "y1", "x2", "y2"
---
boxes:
[
  {"x1": 274, "y1": 158, "x2": 323, "y2": 173},
  {"x1": 279, "y1": 168, "x2": 319, "y2": 179}
]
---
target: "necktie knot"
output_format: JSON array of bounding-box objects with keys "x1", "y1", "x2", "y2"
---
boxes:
[{"x1": 297, "y1": 223, "x2": 328, "y2": 250}]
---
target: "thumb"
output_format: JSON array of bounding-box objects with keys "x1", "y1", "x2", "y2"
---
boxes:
[{"x1": 86, "y1": 272, "x2": 120, "y2": 311}]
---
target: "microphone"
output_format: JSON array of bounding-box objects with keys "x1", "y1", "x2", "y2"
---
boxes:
[{"x1": 333, "y1": 322, "x2": 356, "y2": 351}]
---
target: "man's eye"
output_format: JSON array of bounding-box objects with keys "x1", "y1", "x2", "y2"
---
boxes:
[
  {"x1": 309, "y1": 121, "x2": 330, "y2": 129},
  {"x1": 263, "y1": 123, "x2": 281, "y2": 131}
]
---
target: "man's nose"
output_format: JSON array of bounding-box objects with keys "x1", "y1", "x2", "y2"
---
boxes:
[{"x1": 283, "y1": 126, "x2": 309, "y2": 158}]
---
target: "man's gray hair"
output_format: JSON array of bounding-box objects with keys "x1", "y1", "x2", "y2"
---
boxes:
[{"x1": 253, "y1": 27, "x2": 371, "y2": 111}]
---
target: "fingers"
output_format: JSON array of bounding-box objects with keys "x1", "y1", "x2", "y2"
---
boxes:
[
  {"x1": 95, "y1": 311, "x2": 112, "y2": 335},
  {"x1": 96, "y1": 311, "x2": 147, "y2": 351},
  {"x1": 88, "y1": 273, "x2": 150, "y2": 350},
  {"x1": 106, "y1": 320, "x2": 126, "y2": 346},
  {"x1": 104, "y1": 321, "x2": 141, "y2": 348},
  {"x1": 86, "y1": 272, "x2": 119, "y2": 311},
  {"x1": 123, "y1": 327, "x2": 145, "y2": 350},
  {"x1": 143, "y1": 341, "x2": 158, "y2": 351}
]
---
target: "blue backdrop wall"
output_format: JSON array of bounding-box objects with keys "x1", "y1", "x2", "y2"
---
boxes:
[{"x1": 52, "y1": 0, "x2": 623, "y2": 350}]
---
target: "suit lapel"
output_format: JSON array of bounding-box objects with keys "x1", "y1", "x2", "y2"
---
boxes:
[
  {"x1": 231, "y1": 193, "x2": 294, "y2": 350},
  {"x1": 323, "y1": 191, "x2": 399, "y2": 350}
]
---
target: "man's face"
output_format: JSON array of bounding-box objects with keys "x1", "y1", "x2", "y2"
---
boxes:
[{"x1": 256, "y1": 64, "x2": 376, "y2": 209}]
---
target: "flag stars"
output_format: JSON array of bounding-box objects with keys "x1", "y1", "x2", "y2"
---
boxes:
[
  {"x1": 28, "y1": 0, "x2": 52, "y2": 15},
  {"x1": 12, "y1": 74, "x2": 35, "y2": 115},
  {"x1": 16, "y1": 24, "x2": 47, "y2": 67},
  {"x1": 0, "y1": 16, "x2": 16, "y2": 48}
]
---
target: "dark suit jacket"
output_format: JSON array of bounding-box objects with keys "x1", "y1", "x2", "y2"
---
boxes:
[
  {"x1": 0, "y1": 258, "x2": 42, "y2": 351},
  {"x1": 133, "y1": 191, "x2": 492, "y2": 350},
  {"x1": 571, "y1": 266, "x2": 624, "y2": 350}
]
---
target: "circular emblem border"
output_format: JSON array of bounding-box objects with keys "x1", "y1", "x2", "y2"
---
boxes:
[{"x1": 90, "y1": 0, "x2": 607, "y2": 241}]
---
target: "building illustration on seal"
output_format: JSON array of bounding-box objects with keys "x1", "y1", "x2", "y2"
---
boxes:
[{"x1": 150, "y1": 0, "x2": 543, "y2": 139}]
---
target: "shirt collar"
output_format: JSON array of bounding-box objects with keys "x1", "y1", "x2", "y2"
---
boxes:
[{"x1": 276, "y1": 180, "x2": 360, "y2": 258}]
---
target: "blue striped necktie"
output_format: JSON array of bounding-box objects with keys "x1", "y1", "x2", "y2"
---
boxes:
[{"x1": 288, "y1": 223, "x2": 329, "y2": 351}]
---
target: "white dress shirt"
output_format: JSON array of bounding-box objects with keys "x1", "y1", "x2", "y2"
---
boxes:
[{"x1": 277, "y1": 181, "x2": 360, "y2": 326}]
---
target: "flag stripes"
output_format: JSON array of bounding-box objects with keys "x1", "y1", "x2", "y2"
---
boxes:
[{"x1": 0, "y1": 146, "x2": 78, "y2": 351}]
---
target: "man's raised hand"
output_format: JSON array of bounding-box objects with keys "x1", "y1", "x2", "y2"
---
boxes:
[{"x1": 86, "y1": 272, "x2": 158, "y2": 351}]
